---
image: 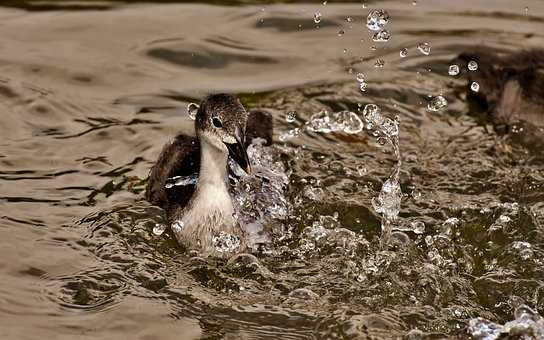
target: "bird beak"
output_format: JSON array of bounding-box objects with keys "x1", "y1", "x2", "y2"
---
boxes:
[{"x1": 226, "y1": 129, "x2": 251, "y2": 175}]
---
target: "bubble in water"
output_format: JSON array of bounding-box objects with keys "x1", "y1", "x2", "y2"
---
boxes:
[
  {"x1": 427, "y1": 95, "x2": 448, "y2": 111},
  {"x1": 468, "y1": 60, "x2": 478, "y2": 71},
  {"x1": 366, "y1": 9, "x2": 390, "y2": 31},
  {"x1": 372, "y1": 30, "x2": 391, "y2": 42},
  {"x1": 374, "y1": 59, "x2": 385, "y2": 68},
  {"x1": 187, "y1": 103, "x2": 199, "y2": 120},
  {"x1": 417, "y1": 42, "x2": 431, "y2": 55},
  {"x1": 471, "y1": 82, "x2": 480, "y2": 92},
  {"x1": 285, "y1": 111, "x2": 297, "y2": 123},
  {"x1": 212, "y1": 231, "x2": 241, "y2": 253},
  {"x1": 153, "y1": 223, "x2": 166, "y2": 236},
  {"x1": 399, "y1": 48, "x2": 408, "y2": 58},
  {"x1": 356, "y1": 72, "x2": 365, "y2": 83},
  {"x1": 314, "y1": 11, "x2": 322, "y2": 24},
  {"x1": 448, "y1": 64, "x2": 460, "y2": 76},
  {"x1": 171, "y1": 220, "x2": 184, "y2": 233}
]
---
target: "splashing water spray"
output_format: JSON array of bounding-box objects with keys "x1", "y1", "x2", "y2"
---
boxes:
[
  {"x1": 280, "y1": 104, "x2": 402, "y2": 246},
  {"x1": 361, "y1": 104, "x2": 402, "y2": 247}
]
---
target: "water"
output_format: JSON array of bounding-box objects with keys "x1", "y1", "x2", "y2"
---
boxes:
[{"x1": 1, "y1": 0, "x2": 544, "y2": 339}]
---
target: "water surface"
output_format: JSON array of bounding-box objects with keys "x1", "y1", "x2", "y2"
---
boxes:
[{"x1": 1, "y1": 1, "x2": 544, "y2": 339}]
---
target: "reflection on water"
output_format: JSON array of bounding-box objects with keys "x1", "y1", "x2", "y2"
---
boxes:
[{"x1": 1, "y1": 0, "x2": 544, "y2": 339}]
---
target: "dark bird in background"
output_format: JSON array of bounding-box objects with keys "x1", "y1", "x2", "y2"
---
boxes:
[
  {"x1": 145, "y1": 94, "x2": 273, "y2": 255},
  {"x1": 454, "y1": 49, "x2": 544, "y2": 152}
]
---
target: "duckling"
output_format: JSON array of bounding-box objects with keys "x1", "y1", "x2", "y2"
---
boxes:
[
  {"x1": 145, "y1": 94, "x2": 273, "y2": 255},
  {"x1": 455, "y1": 49, "x2": 544, "y2": 152}
]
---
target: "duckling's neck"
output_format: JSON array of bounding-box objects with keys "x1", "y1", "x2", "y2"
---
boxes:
[{"x1": 183, "y1": 134, "x2": 234, "y2": 224}]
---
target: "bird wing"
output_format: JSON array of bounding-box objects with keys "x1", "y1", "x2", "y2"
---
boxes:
[{"x1": 145, "y1": 134, "x2": 200, "y2": 214}]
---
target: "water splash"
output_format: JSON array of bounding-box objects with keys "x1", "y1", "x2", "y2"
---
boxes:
[
  {"x1": 212, "y1": 231, "x2": 241, "y2": 253},
  {"x1": 362, "y1": 104, "x2": 402, "y2": 246},
  {"x1": 467, "y1": 305, "x2": 544, "y2": 339},
  {"x1": 417, "y1": 42, "x2": 431, "y2": 55},
  {"x1": 372, "y1": 30, "x2": 391, "y2": 42},
  {"x1": 427, "y1": 95, "x2": 448, "y2": 111},
  {"x1": 448, "y1": 64, "x2": 460, "y2": 76},
  {"x1": 164, "y1": 174, "x2": 198, "y2": 188},
  {"x1": 366, "y1": 9, "x2": 390, "y2": 31},
  {"x1": 281, "y1": 109, "x2": 364, "y2": 140},
  {"x1": 187, "y1": 103, "x2": 199, "y2": 120}
]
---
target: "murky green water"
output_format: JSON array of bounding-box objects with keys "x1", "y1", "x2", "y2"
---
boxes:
[{"x1": 1, "y1": 1, "x2": 543, "y2": 339}]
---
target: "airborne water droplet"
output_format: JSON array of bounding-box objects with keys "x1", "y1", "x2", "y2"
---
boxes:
[
  {"x1": 372, "y1": 30, "x2": 391, "y2": 42},
  {"x1": 187, "y1": 103, "x2": 199, "y2": 120},
  {"x1": 468, "y1": 60, "x2": 478, "y2": 71},
  {"x1": 171, "y1": 220, "x2": 184, "y2": 233},
  {"x1": 470, "y1": 82, "x2": 480, "y2": 92},
  {"x1": 448, "y1": 64, "x2": 460, "y2": 76},
  {"x1": 427, "y1": 95, "x2": 448, "y2": 111},
  {"x1": 356, "y1": 72, "x2": 365, "y2": 83},
  {"x1": 400, "y1": 48, "x2": 408, "y2": 58},
  {"x1": 153, "y1": 223, "x2": 166, "y2": 236},
  {"x1": 374, "y1": 59, "x2": 385, "y2": 68},
  {"x1": 417, "y1": 42, "x2": 431, "y2": 55},
  {"x1": 366, "y1": 9, "x2": 390, "y2": 31},
  {"x1": 314, "y1": 11, "x2": 322, "y2": 24},
  {"x1": 285, "y1": 111, "x2": 297, "y2": 123}
]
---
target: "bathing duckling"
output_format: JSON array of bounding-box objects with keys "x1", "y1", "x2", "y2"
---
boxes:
[
  {"x1": 455, "y1": 49, "x2": 544, "y2": 152},
  {"x1": 145, "y1": 94, "x2": 272, "y2": 255}
]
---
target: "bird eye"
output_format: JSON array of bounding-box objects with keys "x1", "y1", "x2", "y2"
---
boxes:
[{"x1": 212, "y1": 117, "x2": 223, "y2": 128}]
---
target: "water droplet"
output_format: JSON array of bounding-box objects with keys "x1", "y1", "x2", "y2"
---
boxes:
[
  {"x1": 153, "y1": 223, "x2": 166, "y2": 236},
  {"x1": 357, "y1": 165, "x2": 367, "y2": 176},
  {"x1": 412, "y1": 0, "x2": 417, "y2": 5},
  {"x1": 279, "y1": 127, "x2": 298, "y2": 141},
  {"x1": 285, "y1": 111, "x2": 297, "y2": 123},
  {"x1": 356, "y1": 72, "x2": 365, "y2": 83},
  {"x1": 411, "y1": 221, "x2": 425, "y2": 234},
  {"x1": 171, "y1": 220, "x2": 184, "y2": 233},
  {"x1": 372, "y1": 177, "x2": 401, "y2": 220},
  {"x1": 381, "y1": 118, "x2": 399, "y2": 137},
  {"x1": 322, "y1": 0, "x2": 327, "y2": 5},
  {"x1": 366, "y1": 9, "x2": 390, "y2": 31},
  {"x1": 187, "y1": 103, "x2": 199, "y2": 120},
  {"x1": 337, "y1": 29, "x2": 345, "y2": 36},
  {"x1": 399, "y1": 48, "x2": 408, "y2": 58},
  {"x1": 524, "y1": 6, "x2": 529, "y2": 15},
  {"x1": 346, "y1": 16, "x2": 353, "y2": 23},
  {"x1": 427, "y1": 95, "x2": 448, "y2": 111},
  {"x1": 359, "y1": 81, "x2": 368, "y2": 92},
  {"x1": 362, "y1": 104, "x2": 384, "y2": 129},
  {"x1": 333, "y1": 111, "x2": 364, "y2": 134},
  {"x1": 417, "y1": 42, "x2": 431, "y2": 55},
  {"x1": 374, "y1": 59, "x2": 385, "y2": 68},
  {"x1": 372, "y1": 29, "x2": 391, "y2": 42},
  {"x1": 470, "y1": 82, "x2": 480, "y2": 92},
  {"x1": 212, "y1": 232, "x2": 241, "y2": 253},
  {"x1": 468, "y1": 60, "x2": 478, "y2": 71},
  {"x1": 313, "y1": 11, "x2": 322, "y2": 24},
  {"x1": 448, "y1": 64, "x2": 460, "y2": 76}
]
